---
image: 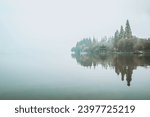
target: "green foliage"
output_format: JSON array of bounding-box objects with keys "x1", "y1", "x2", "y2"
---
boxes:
[
  {"x1": 71, "y1": 37, "x2": 111, "y2": 54},
  {"x1": 113, "y1": 30, "x2": 120, "y2": 48},
  {"x1": 119, "y1": 25, "x2": 125, "y2": 39},
  {"x1": 72, "y1": 20, "x2": 150, "y2": 54},
  {"x1": 117, "y1": 38, "x2": 135, "y2": 52},
  {"x1": 125, "y1": 20, "x2": 132, "y2": 39}
]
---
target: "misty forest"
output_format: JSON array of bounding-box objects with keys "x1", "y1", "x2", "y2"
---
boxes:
[
  {"x1": 71, "y1": 20, "x2": 150, "y2": 55},
  {"x1": 71, "y1": 20, "x2": 150, "y2": 87}
]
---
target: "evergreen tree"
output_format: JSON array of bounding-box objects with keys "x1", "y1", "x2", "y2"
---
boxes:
[
  {"x1": 125, "y1": 20, "x2": 132, "y2": 39},
  {"x1": 114, "y1": 30, "x2": 119, "y2": 48},
  {"x1": 119, "y1": 25, "x2": 124, "y2": 39},
  {"x1": 114, "y1": 30, "x2": 119, "y2": 40}
]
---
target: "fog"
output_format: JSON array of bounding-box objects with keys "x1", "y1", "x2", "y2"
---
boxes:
[
  {"x1": 0, "y1": 0, "x2": 150, "y2": 53},
  {"x1": 0, "y1": 0, "x2": 150, "y2": 100}
]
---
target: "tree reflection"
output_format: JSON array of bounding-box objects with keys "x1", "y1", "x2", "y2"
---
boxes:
[{"x1": 71, "y1": 53, "x2": 150, "y2": 86}]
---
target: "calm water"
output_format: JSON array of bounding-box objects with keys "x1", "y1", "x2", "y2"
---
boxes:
[{"x1": 0, "y1": 50, "x2": 150, "y2": 99}]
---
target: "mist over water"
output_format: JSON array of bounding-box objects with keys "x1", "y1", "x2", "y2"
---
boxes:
[
  {"x1": 0, "y1": 47, "x2": 150, "y2": 99},
  {"x1": 0, "y1": 0, "x2": 150, "y2": 99}
]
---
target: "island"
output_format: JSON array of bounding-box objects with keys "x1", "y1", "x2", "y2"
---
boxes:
[{"x1": 71, "y1": 20, "x2": 150, "y2": 55}]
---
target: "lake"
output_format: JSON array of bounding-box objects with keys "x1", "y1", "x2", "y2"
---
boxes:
[{"x1": 0, "y1": 49, "x2": 150, "y2": 99}]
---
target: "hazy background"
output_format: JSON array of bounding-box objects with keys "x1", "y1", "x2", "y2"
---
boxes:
[
  {"x1": 0, "y1": 0, "x2": 150, "y2": 99},
  {"x1": 0, "y1": 0, "x2": 150, "y2": 53}
]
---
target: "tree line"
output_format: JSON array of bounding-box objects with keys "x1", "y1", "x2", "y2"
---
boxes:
[{"x1": 71, "y1": 20, "x2": 150, "y2": 54}]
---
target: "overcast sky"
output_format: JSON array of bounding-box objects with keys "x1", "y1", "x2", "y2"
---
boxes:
[{"x1": 0, "y1": 0, "x2": 150, "y2": 52}]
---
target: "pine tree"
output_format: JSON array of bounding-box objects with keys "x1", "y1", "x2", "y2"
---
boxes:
[
  {"x1": 114, "y1": 30, "x2": 119, "y2": 48},
  {"x1": 114, "y1": 30, "x2": 119, "y2": 40},
  {"x1": 119, "y1": 25, "x2": 124, "y2": 39},
  {"x1": 125, "y1": 20, "x2": 132, "y2": 39}
]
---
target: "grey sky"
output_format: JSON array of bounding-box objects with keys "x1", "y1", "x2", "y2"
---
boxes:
[{"x1": 0, "y1": 0, "x2": 150, "y2": 51}]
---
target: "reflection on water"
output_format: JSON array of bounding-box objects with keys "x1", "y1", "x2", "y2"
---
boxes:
[
  {"x1": 0, "y1": 52, "x2": 150, "y2": 99},
  {"x1": 72, "y1": 53, "x2": 150, "y2": 87}
]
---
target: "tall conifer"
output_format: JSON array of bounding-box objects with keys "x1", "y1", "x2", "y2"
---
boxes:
[{"x1": 125, "y1": 20, "x2": 132, "y2": 39}]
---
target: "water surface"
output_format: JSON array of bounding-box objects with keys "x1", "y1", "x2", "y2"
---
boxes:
[{"x1": 0, "y1": 50, "x2": 150, "y2": 99}]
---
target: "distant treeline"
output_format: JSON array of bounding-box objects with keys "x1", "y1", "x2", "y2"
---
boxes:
[{"x1": 71, "y1": 20, "x2": 150, "y2": 54}]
